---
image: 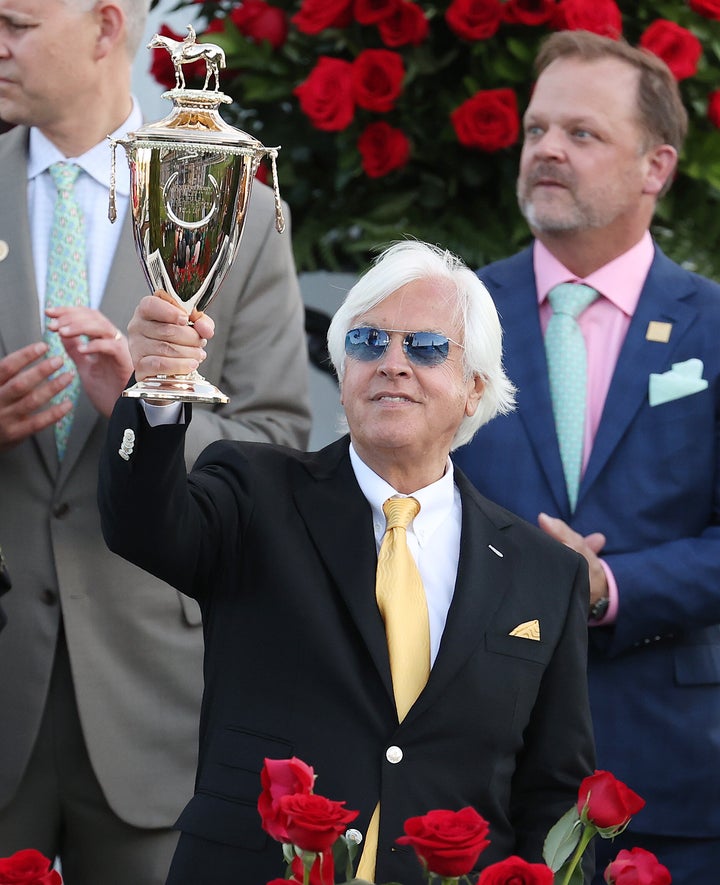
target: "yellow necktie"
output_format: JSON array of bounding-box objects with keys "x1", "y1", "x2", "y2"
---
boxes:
[{"x1": 356, "y1": 496, "x2": 430, "y2": 882}]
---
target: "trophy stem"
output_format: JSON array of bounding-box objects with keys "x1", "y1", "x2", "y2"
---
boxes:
[{"x1": 122, "y1": 371, "x2": 229, "y2": 404}]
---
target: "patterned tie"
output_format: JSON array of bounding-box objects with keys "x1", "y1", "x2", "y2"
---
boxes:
[
  {"x1": 356, "y1": 496, "x2": 430, "y2": 883},
  {"x1": 544, "y1": 283, "x2": 599, "y2": 511},
  {"x1": 44, "y1": 162, "x2": 89, "y2": 459}
]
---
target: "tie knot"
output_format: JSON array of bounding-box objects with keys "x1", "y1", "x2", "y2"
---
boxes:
[
  {"x1": 548, "y1": 282, "x2": 598, "y2": 319},
  {"x1": 383, "y1": 496, "x2": 420, "y2": 530},
  {"x1": 49, "y1": 162, "x2": 81, "y2": 194}
]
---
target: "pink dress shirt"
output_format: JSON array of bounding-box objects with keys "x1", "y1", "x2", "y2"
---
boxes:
[{"x1": 533, "y1": 232, "x2": 655, "y2": 624}]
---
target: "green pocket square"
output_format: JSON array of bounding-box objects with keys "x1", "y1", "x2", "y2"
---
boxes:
[{"x1": 649, "y1": 358, "x2": 708, "y2": 407}]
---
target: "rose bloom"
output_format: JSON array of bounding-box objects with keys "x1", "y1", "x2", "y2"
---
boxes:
[
  {"x1": 292, "y1": 0, "x2": 353, "y2": 35},
  {"x1": 378, "y1": 1, "x2": 430, "y2": 48},
  {"x1": 230, "y1": 0, "x2": 288, "y2": 50},
  {"x1": 577, "y1": 770, "x2": 645, "y2": 832},
  {"x1": 451, "y1": 88, "x2": 520, "y2": 151},
  {"x1": 551, "y1": 0, "x2": 623, "y2": 38},
  {"x1": 689, "y1": 0, "x2": 720, "y2": 20},
  {"x1": 503, "y1": 0, "x2": 557, "y2": 26},
  {"x1": 355, "y1": 0, "x2": 399, "y2": 25},
  {"x1": 358, "y1": 122, "x2": 411, "y2": 177},
  {"x1": 639, "y1": 19, "x2": 703, "y2": 81},
  {"x1": 605, "y1": 847, "x2": 671, "y2": 885},
  {"x1": 478, "y1": 856, "x2": 554, "y2": 885},
  {"x1": 279, "y1": 792, "x2": 359, "y2": 853},
  {"x1": 708, "y1": 89, "x2": 720, "y2": 128},
  {"x1": 445, "y1": 0, "x2": 504, "y2": 42},
  {"x1": 0, "y1": 849, "x2": 61, "y2": 885},
  {"x1": 294, "y1": 57, "x2": 356, "y2": 131},
  {"x1": 396, "y1": 807, "x2": 490, "y2": 878},
  {"x1": 258, "y1": 756, "x2": 316, "y2": 843},
  {"x1": 353, "y1": 49, "x2": 405, "y2": 113}
]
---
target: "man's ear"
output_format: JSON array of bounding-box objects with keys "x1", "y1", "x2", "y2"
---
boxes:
[
  {"x1": 93, "y1": 2, "x2": 126, "y2": 60},
  {"x1": 642, "y1": 144, "x2": 678, "y2": 198}
]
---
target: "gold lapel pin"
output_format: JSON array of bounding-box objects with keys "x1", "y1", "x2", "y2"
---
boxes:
[{"x1": 646, "y1": 321, "x2": 672, "y2": 343}]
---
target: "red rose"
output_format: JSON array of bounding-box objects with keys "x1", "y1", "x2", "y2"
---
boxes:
[
  {"x1": 291, "y1": 852, "x2": 335, "y2": 885},
  {"x1": 355, "y1": 0, "x2": 399, "y2": 25},
  {"x1": 378, "y1": 2, "x2": 430, "y2": 47},
  {"x1": 0, "y1": 850, "x2": 61, "y2": 885},
  {"x1": 358, "y1": 122, "x2": 411, "y2": 177},
  {"x1": 639, "y1": 20, "x2": 703, "y2": 82},
  {"x1": 294, "y1": 57, "x2": 356, "y2": 131},
  {"x1": 551, "y1": 0, "x2": 623, "y2": 39},
  {"x1": 353, "y1": 49, "x2": 405, "y2": 113},
  {"x1": 396, "y1": 807, "x2": 490, "y2": 877},
  {"x1": 149, "y1": 24, "x2": 205, "y2": 90},
  {"x1": 689, "y1": 0, "x2": 720, "y2": 20},
  {"x1": 503, "y1": 0, "x2": 557, "y2": 26},
  {"x1": 279, "y1": 792, "x2": 359, "y2": 853},
  {"x1": 478, "y1": 856, "x2": 554, "y2": 885},
  {"x1": 577, "y1": 770, "x2": 645, "y2": 833},
  {"x1": 445, "y1": 0, "x2": 504, "y2": 41},
  {"x1": 258, "y1": 756, "x2": 316, "y2": 843},
  {"x1": 451, "y1": 88, "x2": 520, "y2": 151},
  {"x1": 708, "y1": 89, "x2": 720, "y2": 128},
  {"x1": 230, "y1": 0, "x2": 288, "y2": 51},
  {"x1": 604, "y1": 847, "x2": 672, "y2": 885},
  {"x1": 292, "y1": 0, "x2": 353, "y2": 35}
]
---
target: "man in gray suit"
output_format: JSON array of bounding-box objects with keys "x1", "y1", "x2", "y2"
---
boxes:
[{"x1": 0, "y1": 1, "x2": 310, "y2": 884}]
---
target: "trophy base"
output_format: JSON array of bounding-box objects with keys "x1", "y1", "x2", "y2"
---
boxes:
[{"x1": 122, "y1": 372, "x2": 229, "y2": 404}]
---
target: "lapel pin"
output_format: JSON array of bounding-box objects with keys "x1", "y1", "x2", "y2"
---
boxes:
[
  {"x1": 509, "y1": 619, "x2": 541, "y2": 641},
  {"x1": 118, "y1": 428, "x2": 135, "y2": 461},
  {"x1": 646, "y1": 321, "x2": 672, "y2": 343},
  {"x1": 488, "y1": 544, "x2": 503, "y2": 558}
]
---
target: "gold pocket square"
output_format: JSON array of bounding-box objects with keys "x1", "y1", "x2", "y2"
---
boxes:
[{"x1": 509, "y1": 619, "x2": 540, "y2": 641}]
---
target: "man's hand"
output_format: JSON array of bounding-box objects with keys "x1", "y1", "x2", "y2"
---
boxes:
[
  {"x1": 127, "y1": 291, "x2": 213, "y2": 384},
  {"x1": 0, "y1": 342, "x2": 73, "y2": 451},
  {"x1": 45, "y1": 305, "x2": 135, "y2": 417},
  {"x1": 538, "y1": 512, "x2": 608, "y2": 608}
]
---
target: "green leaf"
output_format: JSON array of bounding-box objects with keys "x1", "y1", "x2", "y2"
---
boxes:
[{"x1": 543, "y1": 806, "x2": 583, "y2": 872}]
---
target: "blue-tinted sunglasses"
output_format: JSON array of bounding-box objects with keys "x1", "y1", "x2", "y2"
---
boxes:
[{"x1": 345, "y1": 326, "x2": 462, "y2": 367}]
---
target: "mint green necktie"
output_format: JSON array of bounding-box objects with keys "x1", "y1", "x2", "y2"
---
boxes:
[
  {"x1": 44, "y1": 162, "x2": 89, "y2": 460},
  {"x1": 544, "y1": 283, "x2": 598, "y2": 511}
]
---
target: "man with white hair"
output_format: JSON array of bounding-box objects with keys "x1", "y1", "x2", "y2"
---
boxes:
[
  {"x1": 98, "y1": 241, "x2": 595, "y2": 885},
  {"x1": 0, "y1": 1, "x2": 310, "y2": 882}
]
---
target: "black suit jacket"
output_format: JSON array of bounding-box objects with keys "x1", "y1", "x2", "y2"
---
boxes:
[{"x1": 99, "y1": 397, "x2": 595, "y2": 885}]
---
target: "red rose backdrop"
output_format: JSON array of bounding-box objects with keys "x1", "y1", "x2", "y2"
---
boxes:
[{"x1": 150, "y1": 1, "x2": 720, "y2": 275}]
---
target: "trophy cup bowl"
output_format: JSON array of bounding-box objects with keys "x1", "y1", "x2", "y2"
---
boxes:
[{"x1": 109, "y1": 25, "x2": 284, "y2": 404}]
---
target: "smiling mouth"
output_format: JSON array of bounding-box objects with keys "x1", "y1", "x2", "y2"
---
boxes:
[{"x1": 375, "y1": 394, "x2": 413, "y2": 403}]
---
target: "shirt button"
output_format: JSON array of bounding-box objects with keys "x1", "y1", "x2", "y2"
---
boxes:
[{"x1": 386, "y1": 745, "x2": 403, "y2": 764}]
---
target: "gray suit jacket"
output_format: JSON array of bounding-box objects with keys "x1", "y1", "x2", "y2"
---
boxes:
[{"x1": 0, "y1": 124, "x2": 311, "y2": 827}]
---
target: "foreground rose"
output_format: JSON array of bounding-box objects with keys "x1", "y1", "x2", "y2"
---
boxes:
[
  {"x1": 0, "y1": 850, "x2": 61, "y2": 885},
  {"x1": 478, "y1": 855, "x2": 553, "y2": 885},
  {"x1": 279, "y1": 792, "x2": 359, "y2": 853},
  {"x1": 397, "y1": 806, "x2": 490, "y2": 877},
  {"x1": 451, "y1": 88, "x2": 519, "y2": 151},
  {"x1": 639, "y1": 20, "x2": 702, "y2": 81},
  {"x1": 605, "y1": 847, "x2": 671, "y2": 885},
  {"x1": 258, "y1": 757, "x2": 316, "y2": 843},
  {"x1": 294, "y1": 58, "x2": 356, "y2": 132},
  {"x1": 577, "y1": 770, "x2": 645, "y2": 833}
]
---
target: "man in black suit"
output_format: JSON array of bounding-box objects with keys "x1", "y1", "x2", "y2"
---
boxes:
[{"x1": 98, "y1": 241, "x2": 595, "y2": 885}]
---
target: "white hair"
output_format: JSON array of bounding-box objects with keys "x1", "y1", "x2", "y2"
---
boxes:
[
  {"x1": 63, "y1": 0, "x2": 151, "y2": 55},
  {"x1": 327, "y1": 241, "x2": 516, "y2": 450}
]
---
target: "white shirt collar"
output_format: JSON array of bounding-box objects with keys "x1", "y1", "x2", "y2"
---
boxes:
[{"x1": 27, "y1": 98, "x2": 142, "y2": 195}]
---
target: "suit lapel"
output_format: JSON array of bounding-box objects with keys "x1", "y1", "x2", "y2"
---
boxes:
[
  {"x1": 291, "y1": 438, "x2": 395, "y2": 704},
  {"x1": 0, "y1": 128, "x2": 58, "y2": 475},
  {"x1": 580, "y1": 249, "x2": 698, "y2": 500},
  {"x1": 483, "y1": 250, "x2": 569, "y2": 512}
]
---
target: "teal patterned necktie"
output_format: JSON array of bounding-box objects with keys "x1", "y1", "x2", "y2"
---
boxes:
[
  {"x1": 44, "y1": 162, "x2": 89, "y2": 460},
  {"x1": 544, "y1": 282, "x2": 599, "y2": 511}
]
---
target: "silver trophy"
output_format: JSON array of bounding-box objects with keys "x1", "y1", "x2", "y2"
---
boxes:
[{"x1": 109, "y1": 25, "x2": 284, "y2": 403}]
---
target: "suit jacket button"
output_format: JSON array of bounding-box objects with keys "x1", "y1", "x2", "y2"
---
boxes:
[
  {"x1": 386, "y1": 745, "x2": 403, "y2": 764},
  {"x1": 52, "y1": 502, "x2": 70, "y2": 519},
  {"x1": 40, "y1": 589, "x2": 58, "y2": 606}
]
